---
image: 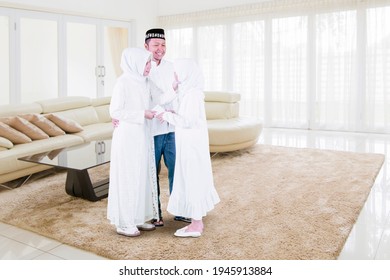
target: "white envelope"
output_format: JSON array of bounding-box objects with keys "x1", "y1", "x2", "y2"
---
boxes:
[{"x1": 152, "y1": 105, "x2": 165, "y2": 115}]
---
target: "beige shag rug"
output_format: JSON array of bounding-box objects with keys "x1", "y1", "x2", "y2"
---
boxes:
[{"x1": 0, "y1": 144, "x2": 385, "y2": 260}]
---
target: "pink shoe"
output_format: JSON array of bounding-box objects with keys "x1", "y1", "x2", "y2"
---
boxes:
[
  {"x1": 116, "y1": 226, "x2": 140, "y2": 237},
  {"x1": 174, "y1": 226, "x2": 201, "y2": 238}
]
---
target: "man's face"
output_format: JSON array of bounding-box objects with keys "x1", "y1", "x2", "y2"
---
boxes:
[{"x1": 145, "y1": 38, "x2": 166, "y2": 63}]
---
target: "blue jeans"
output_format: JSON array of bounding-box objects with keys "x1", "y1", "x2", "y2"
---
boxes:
[{"x1": 154, "y1": 132, "x2": 175, "y2": 220}]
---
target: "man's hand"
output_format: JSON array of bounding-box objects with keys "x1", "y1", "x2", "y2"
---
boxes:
[
  {"x1": 112, "y1": 118, "x2": 119, "y2": 128},
  {"x1": 144, "y1": 110, "x2": 156, "y2": 120}
]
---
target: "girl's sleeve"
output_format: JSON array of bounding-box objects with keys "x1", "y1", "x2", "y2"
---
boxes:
[
  {"x1": 162, "y1": 94, "x2": 202, "y2": 128},
  {"x1": 150, "y1": 80, "x2": 177, "y2": 105},
  {"x1": 109, "y1": 82, "x2": 145, "y2": 124}
]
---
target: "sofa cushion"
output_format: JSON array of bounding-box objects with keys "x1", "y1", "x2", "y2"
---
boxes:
[
  {"x1": 75, "y1": 123, "x2": 113, "y2": 142},
  {"x1": 94, "y1": 104, "x2": 111, "y2": 123},
  {"x1": 0, "y1": 103, "x2": 42, "y2": 118},
  {"x1": 0, "y1": 136, "x2": 13, "y2": 149},
  {"x1": 36, "y1": 96, "x2": 92, "y2": 113},
  {"x1": 2, "y1": 116, "x2": 49, "y2": 140},
  {"x1": 92, "y1": 97, "x2": 111, "y2": 123},
  {"x1": 52, "y1": 106, "x2": 100, "y2": 126},
  {"x1": 204, "y1": 91, "x2": 241, "y2": 103},
  {"x1": 92, "y1": 96, "x2": 111, "y2": 107},
  {"x1": 45, "y1": 114, "x2": 83, "y2": 133},
  {"x1": 205, "y1": 102, "x2": 239, "y2": 120},
  {"x1": 20, "y1": 114, "x2": 66, "y2": 137},
  {"x1": 0, "y1": 122, "x2": 32, "y2": 144},
  {"x1": 204, "y1": 91, "x2": 240, "y2": 120}
]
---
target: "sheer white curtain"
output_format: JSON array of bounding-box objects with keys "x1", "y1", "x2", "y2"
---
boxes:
[
  {"x1": 314, "y1": 10, "x2": 357, "y2": 131},
  {"x1": 197, "y1": 25, "x2": 225, "y2": 90},
  {"x1": 106, "y1": 27, "x2": 128, "y2": 77},
  {"x1": 166, "y1": 25, "x2": 225, "y2": 91},
  {"x1": 272, "y1": 16, "x2": 308, "y2": 128},
  {"x1": 166, "y1": 27, "x2": 194, "y2": 59},
  {"x1": 0, "y1": 15, "x2": 9, "y2": 105},
  {"x1": 159, "y1": 0, "x2": 390, "y2": 133},
  {"x1": 232, "y1": 21, "x2": 265, "y2": 119},
  {"x1": 365, "y1": 6, "x2": 390, "y2": 133}
]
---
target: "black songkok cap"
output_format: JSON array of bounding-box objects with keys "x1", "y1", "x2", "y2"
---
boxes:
[{"x1": 145, "y1": 28, "x2": 165, "y2": 42}]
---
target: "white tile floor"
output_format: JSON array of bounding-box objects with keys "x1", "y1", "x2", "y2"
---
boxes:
[{"x1": 1, "y1": 128, "x2": 390, "y2": 260}]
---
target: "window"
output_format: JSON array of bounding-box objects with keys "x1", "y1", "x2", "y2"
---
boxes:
[
  {"x1": 197, "y1": 25, "x2": 225, "y2": 90},
  {"x1": 67, "y1": 21, "x2": 97, "y2": 99},
  {"x1": 161, "y1": 1, "x2": 390, "y2": 133},
  {"x1": 365, "y1": 6, "x2": 390, "y2": 132},
  {"x1": 232, "y1": 21, "x2": 265, "y2": 118},
  {"x1": 0, "y1": 15, "x2": 9, "y2": 105},
  {"x1": 272, "y1": 16, "x2": 308, "y2": 128},
  {"x1": 20, "y1": 17, "x2": 58, "y2": 103},
  {"x1": 314, "y1": 11, "x2": 357, "y2": 130},
  {"x1": 0, "y1": 8, "x2": 131, "y2": 104},
  {"x1": 165, "y1": 27, "x2": 193, "y2": 59}
]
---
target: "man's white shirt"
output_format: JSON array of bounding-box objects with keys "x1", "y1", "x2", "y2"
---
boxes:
[{"x1": 149, "y1": 59, "x2": 178, "y2": 137}]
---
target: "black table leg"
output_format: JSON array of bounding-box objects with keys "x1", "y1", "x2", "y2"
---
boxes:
[{"x1": 65, "y1": 169, "x2": 108, "y2": 201}]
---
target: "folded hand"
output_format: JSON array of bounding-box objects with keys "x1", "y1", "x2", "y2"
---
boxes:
[{"x1": 156, "y1": 112, "x2": 165, "y2": 123}]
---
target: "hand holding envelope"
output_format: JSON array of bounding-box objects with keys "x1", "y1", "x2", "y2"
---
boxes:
[{"x1": 152, "y1": 105, "x2": 166, "y2": 123}]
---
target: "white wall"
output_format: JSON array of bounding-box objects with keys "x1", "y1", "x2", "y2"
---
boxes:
[
  {"x1": 0, "y1": 0, "x2": 159, "y2": 47},
  {"x1": 156, "y1": 0, "x2": 272, "y2": 15}
]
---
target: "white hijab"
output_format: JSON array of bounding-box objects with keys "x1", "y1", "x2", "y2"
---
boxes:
[
  {"x1": 173, "y1": 58, "x2": 204, "y2": 96},
  {"x1": 120, "y1": 47, "x2": 151, "y2": 82}
]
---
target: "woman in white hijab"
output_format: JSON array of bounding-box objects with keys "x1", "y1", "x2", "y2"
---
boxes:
[
  {"x1": 107, "y1": 48, "x2": 159, "y2": 237},
  {"x1": 157, "y1": 58, "x2": 220, "y2": 237}
]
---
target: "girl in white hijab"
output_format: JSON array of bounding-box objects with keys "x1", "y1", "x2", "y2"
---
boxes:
[
  {"x1": 157, "y1": 58, "x2": 220, "y2": 237},
  {"x1": 107, "y1": 48, "x2": 159, "y2": 237}
]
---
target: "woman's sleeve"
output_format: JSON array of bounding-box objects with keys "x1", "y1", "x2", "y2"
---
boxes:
[{"x1": 109, "y1": 82, "x2": 145, "y2": 124}]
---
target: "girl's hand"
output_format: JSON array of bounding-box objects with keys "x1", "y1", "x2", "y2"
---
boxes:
[
  {"x1": 156, "y1": 112, "x2": 165, "y2": 123},
  {"x1": 172, "y1": 72, "x2": 180, "y2": 91}
]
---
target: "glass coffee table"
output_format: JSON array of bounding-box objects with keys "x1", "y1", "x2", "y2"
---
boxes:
[{"x1": 19, "y1": 139, "x2": 111, "y2": 202}]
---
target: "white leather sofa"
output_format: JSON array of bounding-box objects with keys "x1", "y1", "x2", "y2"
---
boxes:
[
  {"x1": 204, "y1": 91, "x2": 262, "y2": 153},
  {"x1": 0, "y1": 96, "x2": 113, "y2": 184},
  {"x1": 0, "y1": 92, "x2": 262, "y2": 184}
]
